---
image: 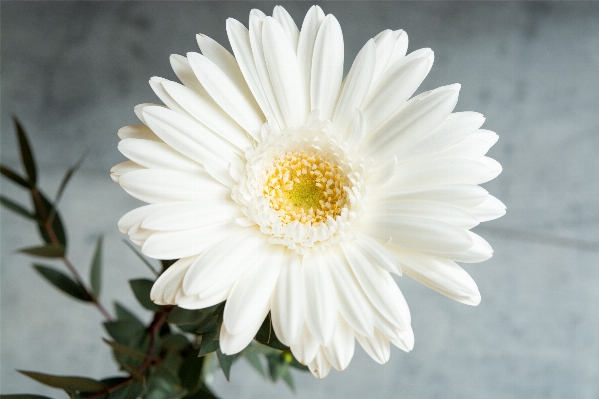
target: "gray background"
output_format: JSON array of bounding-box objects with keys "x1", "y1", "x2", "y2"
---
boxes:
[{"x1": 1, "y1": 1, "x2": 599, "y2": 398}]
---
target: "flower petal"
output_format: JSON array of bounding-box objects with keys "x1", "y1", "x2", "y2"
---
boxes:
[
  {"x1": 159, "y1": 79, "x2": 251, "y2": 151},
  {"x1": 273, "y1": 5, "x2": 299, "y2": 50},
  {"x1": 270, "y1": 252, "x2": 305, "y2": 346},
  {"x1": 227, "y1": 18, "x2": 278, "y2": 125},
  {"x1": 367, "y1": 200, "x2": 480, "y2": 230},
  {"x1": 370, "y1": 184, "x2": 489, "y2": 209},
  {"x1": 220, "y1": 312, "x2": 268, "y2": 355},
  {"x1": 302, "y1": 252, "x2": 338, "y2": 346},
  {"x1": 118, "y1": 169, "x2": 229, "y2": 204},
  {"x1": 117, "y1": 124, "x2": 160, "y2": 142},
  {"x1": 142, "y1": 106, "x2": 238, "y2": 173},
  {"x1": 196, "y1": 33, "x2": 255, "y2": 104},
  {"x1": 326, "y1": 249, "x2": 374, "y2": 337},
  {"x1": 182, "y1": 227, "x2": 269, "y2": 296},
  {"x1": 290, "y1": 324, "x2": 319, "y2": 365},
  {"x1": 150, "y1": 257, "x2": 195, "y2": 304},
  {"x1": 347, "y1": 108, "x2": 367, "y2": 148},
  {"x1": 479, "y1": 156, "x2": 502, "y2": 183},
  {"x1": 308, "y1": 348, "x2": 332, "y2": 379},
  {"x1": 340, "y1": 243, "x2": 410, "y2": 329},
  {"x1": 387, "y1": 158, "x2": 491, "y2": 189},
  {"x1": 470, "y1": 195, "x2": 506, "y2": 222},
  {"x1": 310, "y1": 14, "x2": 344, "y2": 121},
  {"x1": 363, "y1": 57, "x2": 431, "y2": 134},
  {"x1": 332, "y1": 39, "x2": 376, "y2": 135},
  {"x1": 322, "y1": 316, "x2": 355, "y2": 371},
  {"x1": 452, "y1": 231, "x2": 494, "y2": 263},
  {"x1": 297, "y1": 5, "x2": 326, "y2": 117},
  {"x1": 141, "y1": 200, "x2": 241, "y2": 231},
  {"x1": 110, "y1": 160, "x2": 144, "y2": 183},
  {"x1": 386, "y1": 246, "x2": 481, "y2": 305},
  {"x1": 224, "y1": 245, "x2": 282, "y2": 335},
  {"x1": 187, "y1": 52, "x2": 264, "y2": 140},
  {"x1": 356, "y1": 328, "x2": 390, "y2": 365},
  {"x1": 362, "y1": 84, "x2": 460, "y2": 161},
  {"x1": 142, "y1": 221, "x2": 240, "y2": 259},
  {"x1": 170, "y1": 54, "x2": 210, "y2": 98},
  {"x1": 353, "y1": 233, "x2": 402, "y2": 275},
  {"x1": 118, "y1": 138, "x2": 203, "y2": 173},
  {"x1": 262, "y1": 17, "x2": 307, "y2": 128}
]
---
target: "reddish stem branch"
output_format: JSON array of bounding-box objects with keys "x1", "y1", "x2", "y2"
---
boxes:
[
  {"x1": 30, "y1": 185, "x2": 114, "y2": 321},
  {"x1": 85, "y1": 306, "x2": 173, "y2": 399}
]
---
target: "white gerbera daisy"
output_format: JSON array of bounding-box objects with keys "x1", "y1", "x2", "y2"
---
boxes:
[{"x1": 111, "y1": 5, "x2": 505, "y2": 379}]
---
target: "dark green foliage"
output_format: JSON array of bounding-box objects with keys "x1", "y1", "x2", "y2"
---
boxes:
[
  {"x1": 12, "y1": 117, "x2": 37, "y2": 185},
  {"x1": 216, "y1": 350, "x2": 236, "y2": 381},
  {"x1": 18, "y1": 371, "x2": 106, "y2": 393},
  {"x1": 130, "y1": 279, "x2": 160, "y2": 311},
  {"x1": 0, "y1": 196, "x2": 35, "y2": 219},
  {"x1": 0, "y1": 164, "x2": 30, "y2": 188},
  {"x1": 34, "y1": 264, "x2": 92, "y2": 302},
  {"x1": 20, "y1": 245, "x2": 65, "y2": 258},
  {"x1": 90, "y1": 237, "x2": 103, "y2": 299},
  {"x1": 255, "y1": 313, "x2": 290, "y2": 351}
]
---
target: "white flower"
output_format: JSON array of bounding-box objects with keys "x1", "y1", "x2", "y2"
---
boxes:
[{"x1": 111, "y1": 5, "x2": 505, "y2": 379}]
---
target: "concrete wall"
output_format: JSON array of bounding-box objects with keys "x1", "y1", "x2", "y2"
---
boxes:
[{"x1": 2, "y1": 2, "x2": 598, "y2": 398}]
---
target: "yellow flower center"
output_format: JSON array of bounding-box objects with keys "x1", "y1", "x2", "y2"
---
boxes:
[{"x1": 264, "y1": 150, "x2": 347, "y2": 225}]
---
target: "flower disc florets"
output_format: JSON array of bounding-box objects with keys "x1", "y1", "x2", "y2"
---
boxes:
[{"x1": 233, "y1": 119, "x2": 368, "y2": 254}]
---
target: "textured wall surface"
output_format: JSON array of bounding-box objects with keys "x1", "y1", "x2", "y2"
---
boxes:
[{"x1": 2, "y1": 2, "x2": 599, "y2": 398}]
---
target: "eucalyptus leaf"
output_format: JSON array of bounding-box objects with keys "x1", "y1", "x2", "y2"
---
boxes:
[
  {"x1": 103, "y1": 339, "x2": 148, "y2": 360},
  {"x1": 122, "y1": 240, "x2": 158, "y2": 275},
  {"x1": 0, "y1": 196, "x2": 35, "y2": 219},
  {"x1": 103, "y1": 319, "x2": 146, "y2": 347},
  {"x1": 33, "y1": 264, "x2": 92, "y2": 302},
  {"x1": 216, "y1": 350, "x2": 236, "y2": 381},
  {"x1": 108, "y1": 381, "x2": 143, "y2": 399},
  {"x1": 54, "y1": 152, "x2": 87, "y2": 206},
  {"x1": 129, "y1": 279, "x2": 160, "y2": 311},
  {"x1": 0, "y1": 164, "x2": 30, "y2": 188},
  {"x1": 160, "y1": 334, "x2": 190, "y2": 351},
  {"x1": 90, "y1": 237, "x2": 103, "y2": 298},
  {"x1": 280, "y1": 366, "x2": 295, "y2": 391},
  {"x1": 198, "y1": 331, "x2": 220, "y2": 357},
  {"x1": 178, "y1": 354, "x2": 204, "y2": 393},
  {"x1": 33, "y1": 191, "x2": 67, "y2": 248},
  {"x1": 113, "y1": 302, "x2": 144, "y2": 328},
  {"x1": 21, "y1": 245, "x2": 65, "y2": 258},
  {"x1": 18, "y1": 371, "x2": 105, "y2": 393},
  {"x1": 13, "y1": 117, "x2": 37, "y2": 184},
  {"x1": 243, "y1": 351, "x2": 266, "y2": 378}
]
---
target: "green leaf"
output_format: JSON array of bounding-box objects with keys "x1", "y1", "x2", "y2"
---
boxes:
[
  {"x1": 13, "y1": 117, "x2": 37, "y2": 184},
  {"x1": 20, "y1": 244, "x2": 65, "y2": 258},
  {"x1": 113, "y1": 302, "x2": 144, "y2": 327},
  {"x1": 129, "y1": 279, "x2": 160, "y2": 311},
  {"x1": 122, "y1": 240, "x2": 158, "y2": 275},
  {"x1": 255, "y1": 313, "x2": 289, "y2": 350},
  {"x1": 103, "y1": 319, "x2": 146, "y2": 347},
  {"x1": 107, "y1": 381, "x2": 143, "y2": 399},
  {"x1": 90, "y1": 236, "x2": 103, "y2": 298},
  {"x1": 167, "y1": 307, "x2": 213, "y2": 327},
  {"x1": 243, "y1": 351, "x2": 266, "y2": 378},
  {"x1": 216, "y1": 350, "x2": 236, "y2": 381},
  {"x1": 0, "y1": 196, "x2": 35, "y2": 219},
  {"x1": 160, "y1": 334, "x2": 190, "y2": 351},
  {"x1": 33, "y1": 264, "x2": 92, "y2": 302},
  {"x1": 0, "y1": 164, "x2": 31, "y2": 188},
  {"x1": 33, "y1": 191, "x2": 67, "y2": 248},
  {"x1": 54, "y1": 152, "x2": 87, "y2": 206},
  {"x1": 266, "y1": 354, "x2": 287, "y2": 382},
  {"x1": 0, "y1": 395, "x2": 53, "y2": 399},
  {"x1": 280, "y1": 366, "x2": 295, "y2": 391},
  {"x1": 18, "y1": 371, "x2": 105, "y2": 393},
  {"x1": 103, "y1": 339, "x2": 148, "y2": 360},
  {"x1": 178, "y1": 354, "x2": 204, "y2": 393},
  {"x1": 198, "y1": 331, "x2": 220, "y2": 357}
]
